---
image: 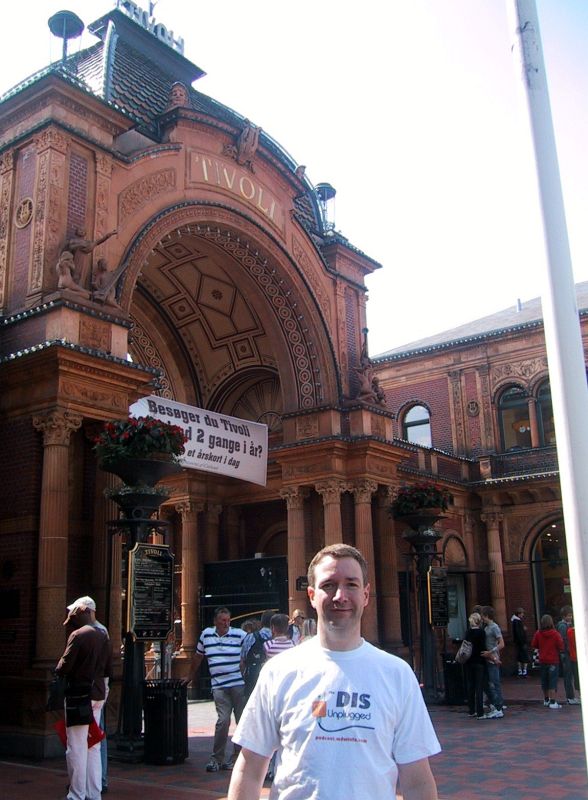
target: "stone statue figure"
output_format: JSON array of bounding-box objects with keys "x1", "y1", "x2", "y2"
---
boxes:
[
  {"x1": 166, "y1": 81, "x2": 189, "y2": 110},
  {"x1": 223, "y1": 120, "x2": 261, "y2": 172},
  {"x1": 56, "y1": 250, "x2": 90, "y2": 298},
  {"x1": 64, "y1": 227, "x2": 118, "y2": 286},
  {"x1": 92, "y1": 258, "x2": 122, "y2": 309}
]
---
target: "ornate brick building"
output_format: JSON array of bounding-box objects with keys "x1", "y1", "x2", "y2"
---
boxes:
[{"x1": 0, "y1": 5, "x2": 579, "y2": 756}]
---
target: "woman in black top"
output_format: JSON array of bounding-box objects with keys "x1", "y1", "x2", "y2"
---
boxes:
[{"x1": 464, "y1": 611, "x2": 487, "y2": 718}]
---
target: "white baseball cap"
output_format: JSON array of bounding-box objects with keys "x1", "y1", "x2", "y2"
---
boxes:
[{"x1": 67, "y1": 595, "x2": 96, "y2": 613}]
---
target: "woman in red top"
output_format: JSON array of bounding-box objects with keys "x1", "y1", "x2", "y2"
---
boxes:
[{"x1": 531, "y1": 614, "x2": 564, "y2": 709}]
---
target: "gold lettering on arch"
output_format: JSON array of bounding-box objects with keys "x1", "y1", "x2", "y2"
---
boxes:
[{"x1": 188, "y1": 151, "x2": 283, "y2": 232}]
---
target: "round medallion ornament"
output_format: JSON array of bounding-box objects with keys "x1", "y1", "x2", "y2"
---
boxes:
[
  {"x1": 467, "y1": 400, "x2": 480, "y2": 417},
  {"x1": 15, "y1": 197, "x2": 33, "y2": 228}
]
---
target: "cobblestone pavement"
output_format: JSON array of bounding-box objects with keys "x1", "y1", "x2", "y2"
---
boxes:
[{"x1": 1, "y1": 674, "x2": 586, "y2": 799}]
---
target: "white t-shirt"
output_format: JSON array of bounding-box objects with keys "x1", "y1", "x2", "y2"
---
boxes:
[{"x1": 233, "y1": 637, "x2": 441, "y2": 799}]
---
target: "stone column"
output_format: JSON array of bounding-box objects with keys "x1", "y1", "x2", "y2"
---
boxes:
[
  {"x1": 32, "y1": 409, "x2": 82, "y2": 666},
  {"x1": 352, "y1": 480, "x2": 378, "y2": 642},
  {"x1": 463, "y1": 512, "x2": 478, "y2": 606},
  {"x1": 315, "y1": 480, "x2": 347, "y2": 545},
  {"x1": 528, "y1": 397, "x2": 540, "y2": 448},
  {"x1": 175, "y1": 501, "x2": 204, "y2": 665},
  {"x1": 204, "y1": 503, "x2": 222, "y2": 564},
  {"x1": 91, "y1": 468, "x2": 120, "y2": 641},
  {"x1": 225, "y1": 506, "x2": 241, "y2": 561},
  {"x1": 280, "y1": 486, "x2": 310, "y2": 613},
  {"x1": 481, "y1": 509, "x2": 507, "y2": 630},
  {"x1": 375, "y1": 486, "x2": 403, "y2": 650}
]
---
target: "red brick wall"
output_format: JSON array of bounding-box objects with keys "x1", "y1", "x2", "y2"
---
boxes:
[
  {"x1": 66, "y1": 151, "x2": 88, "y2": 238},
  {"x1": 387, "y1": 376, "x2": 453, "y2": 452},
  {"x1": 0, "y1": 417, "x2": 43, "y2": 673},
  {"x1": 345, "y1": 288, "x2": 359, "y2": 397}
]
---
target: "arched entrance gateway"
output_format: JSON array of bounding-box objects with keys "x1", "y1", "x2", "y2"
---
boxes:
[
  {"x1": 0, "y1": 4, "x2": 573, "y2": 758},
  {"x1": 0, "y1": 5, "x2": 415, "y2": 755}
]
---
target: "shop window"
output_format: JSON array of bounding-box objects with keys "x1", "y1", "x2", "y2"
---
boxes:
[
  {"x1": 402, "y1": 404, "x2": 432, "y2": 447},
  {"x1": 531, "y1": 520, "x2": 569, "y2": 619},
  {"x1": 498, "y1": 385, "x2": 530, "y2": 451},
  {"x1": 537, "y1": 381, "x2": 555, "y2": 446}
]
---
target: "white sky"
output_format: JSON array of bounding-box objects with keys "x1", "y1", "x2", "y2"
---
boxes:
[{"x1": 2, "y1": 1, "x2": 587, "y2": 356}]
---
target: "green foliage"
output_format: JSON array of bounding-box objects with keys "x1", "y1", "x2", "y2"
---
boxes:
[{"x1": 390, "y1": 482, "x2": 453, "y2": 517}]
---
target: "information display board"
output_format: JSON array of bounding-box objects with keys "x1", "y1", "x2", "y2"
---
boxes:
[
  {"x1": 127, "y1": 543, "x2": 174, "y2": 641},
  {"x1": 428, "y1": 567, "x2": 449, "y2": 627}
]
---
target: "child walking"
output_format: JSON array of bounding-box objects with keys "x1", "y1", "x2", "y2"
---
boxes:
[{"x1": 531, "y1": 614, "x2": 564, "y2": 709}]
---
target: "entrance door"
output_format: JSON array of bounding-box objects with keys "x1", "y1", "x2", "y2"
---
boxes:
[{"x1": 531, "y1": 520, "x2": 570, "y2": 618}]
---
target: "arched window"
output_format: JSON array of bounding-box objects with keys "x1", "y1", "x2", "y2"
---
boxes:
[
  {"x1": 537, "y1": 381, "x2": 555, "y2": 446},
  {"x1": 402, "y1": 404, "x2": 432, "y2": 447},
  {"x1": 498, "y1": 385, "x2": 530, "y2": 451}
]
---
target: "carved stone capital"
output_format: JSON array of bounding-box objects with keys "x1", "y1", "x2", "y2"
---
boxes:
[
  {"x1": 352, "y1": 480, "x2": 378, "y2": 504},
  {"x1": 32, "y1": 410, "x2": 82, "y2": 446},
  {"x1": 175, "y1": 501, "x2": 204, "y2": 521},
  {"x1": 280, "y1": 485, "x2": 310, "y2": 511},
  {"x1": 34, "y1": 127, "x2": 68, "y2": 154},
  {"x1": 0, "y1": 150, "x2": 14, "y2": 174},
  {"x1": 481, "y1": 510, "x2": 503, "y2": 528},
  {"x1": 315, "y1": 480, "x2": 348, "y2": 505}
]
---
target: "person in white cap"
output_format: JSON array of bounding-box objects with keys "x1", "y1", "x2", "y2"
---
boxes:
[
  {"x1": 57, "y1": 597, "x2": 112, "y2": 800},
  {"x1": 65, "y1": 597, "x2": 111, "y2": 792}
]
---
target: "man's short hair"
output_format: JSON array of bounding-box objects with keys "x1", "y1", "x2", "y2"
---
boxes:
[
  {"x1": 261, "y1": 609, "x2": 274, "y2": 628},
  {"x1": 560, "y1": 605, "x2": 573, "y2": 617},
  {"x1": 481, "y1": 606, "x2": 495, "y2": 620},
  {"x1": 67, "y1": 596, "x2": 96, "y2": 613},
  {"x1": 307, "y1": 544, "x2": 368, "y2": 587},
  {"x1": 214, "y1": 606, "x2": 230, "y2": 619},
  {"x1": 270, "y1": 613, "x2": 290, "y2": 635}
]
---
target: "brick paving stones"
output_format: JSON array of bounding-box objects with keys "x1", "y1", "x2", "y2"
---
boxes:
[{"x1": 1, "y1": 675, "x2": 586, "y2": 799}]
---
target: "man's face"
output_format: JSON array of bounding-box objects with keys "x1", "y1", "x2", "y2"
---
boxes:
[
  {"x1": 214, "y1": 612, "x2": 230, "y2": 635},
  {"x1": 307, "y1": 556, "x2": 369, "y2": 642},
  {"x1": 482, "y1": 614, "x2": 490, "y2": 625},
  {"x1": 564, "y1": 613, "x2": 573, "y2": 624}
]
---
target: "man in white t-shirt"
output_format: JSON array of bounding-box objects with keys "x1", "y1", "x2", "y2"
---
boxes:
[{"x1": 228, "y1": 543, "x2": 440, "y2": 799}]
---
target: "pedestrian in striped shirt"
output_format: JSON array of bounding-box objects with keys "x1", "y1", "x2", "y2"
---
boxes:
[
  {"x1": 191, "y1": 607, "x2": 246, "y2": 772},
  {"x1": 264, "y1": 614, "x2": 296, "y2": 660},
  {"x1": 263, "y1": 614, "x2": 296, "y2": 783}
]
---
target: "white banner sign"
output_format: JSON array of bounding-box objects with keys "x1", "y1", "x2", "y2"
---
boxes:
[{"x1": 130, "y1": 396, "x2": 268, "y2": 486}]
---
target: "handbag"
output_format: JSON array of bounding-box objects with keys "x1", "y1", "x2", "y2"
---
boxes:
[
  {"x1": 455, "y1": 638, "x2": 473, "y2": 664},
  {"x1": 46, "y1": 673, "x2": 67, "y2": 712}
]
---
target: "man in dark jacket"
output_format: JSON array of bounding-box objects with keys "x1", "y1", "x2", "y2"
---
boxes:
[{"x1": 56, "y1": 598, "x2": 112, "y2": 800}]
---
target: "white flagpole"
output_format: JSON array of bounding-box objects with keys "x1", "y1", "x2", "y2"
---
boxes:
[{"x1": 507, "y1": 0, "x2": 588, "y2": 765}]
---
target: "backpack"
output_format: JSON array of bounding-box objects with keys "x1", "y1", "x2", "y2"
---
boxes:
[{"x1": 243, "y1": 631, "x2": 268, "y2": 694}]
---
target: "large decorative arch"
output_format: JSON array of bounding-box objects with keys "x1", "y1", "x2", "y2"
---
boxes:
[{"x1": 118, "y1": 202, "x2": 342, "y2": 411}]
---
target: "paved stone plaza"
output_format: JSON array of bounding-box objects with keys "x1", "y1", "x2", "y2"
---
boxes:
[{"x1": 1, "y1": 675, "x2": 586, "y2": 799}]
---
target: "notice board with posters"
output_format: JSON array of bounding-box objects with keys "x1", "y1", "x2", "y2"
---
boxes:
[
  {"x1": 428, "y1": 567, "x2": 449, "y2": 627},
  {"x1": 128, "y1": 543, "x2": 174, "y2": 641}
]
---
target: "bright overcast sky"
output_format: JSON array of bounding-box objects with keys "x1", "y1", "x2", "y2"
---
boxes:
[{"x1": 2, "y1": 1, "x2": 587, "y2": 356}]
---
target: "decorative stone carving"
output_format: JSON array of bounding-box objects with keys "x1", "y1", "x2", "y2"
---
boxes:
[
  {"x1": 492, "y1": 358, "x2": 548, "y2": 385},
  {"x1": 166, "y1": 81, "x2": 190, "y2": 109},
  {"x1": 352, "y1": 480, "x2": 378, "y2": 505},
  {"x1": 92, "y1": 257, "x2": 123, "y2": 308},
  {"x1": 118, "y1": 169, "x2": 176, "y2": 227},
  {"x1": 315, "y1": 480, "x2": 349, "y2": 504},
  {"x1": 32, "y1": 410, "x2": 83, "y2": 446},
  {"x1": 222, "y1": 120, "x2": 261, "y2": 173},
  {"x1": 296, "y1": 415, "x2": 319, "y2": 440},
  {"x1": 56, "y1": 250, "x2": 90, "y2": 297},
  {"x1": 15, "y1": 197, "x2": 33, "y2": 228},
  {"x1": 280, "y1": 486, "x2": 310, "y2": 511}
]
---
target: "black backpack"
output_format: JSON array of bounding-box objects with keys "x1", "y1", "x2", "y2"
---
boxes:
[{"x1": 243, "y1": 631, "x2": 267, "y2": 694}]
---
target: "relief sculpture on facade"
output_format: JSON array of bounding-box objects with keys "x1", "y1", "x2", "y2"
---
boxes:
[{"x1": 118, "y1": 169, "x2": 176, "y2": 227}]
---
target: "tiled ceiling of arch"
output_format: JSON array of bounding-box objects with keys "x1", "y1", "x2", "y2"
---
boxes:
[{"x1": 138, "y1": 233, "x2": 276, "y2": 399}]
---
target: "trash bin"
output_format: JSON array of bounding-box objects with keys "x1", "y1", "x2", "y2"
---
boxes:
[
  {"x1": 443, "y1": 657, "x2": 467, "y2": 705},
  {"x1": 143, "y1": 679, "x2": 189, "y2": 764}
]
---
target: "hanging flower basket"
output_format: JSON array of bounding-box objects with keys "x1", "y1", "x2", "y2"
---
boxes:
[
  {"x1": 389, "y1": 482, "x2": 453, "y2": 520},
  {"x1": 93, "y1": 415, "x2": 188, "y2": 486}
]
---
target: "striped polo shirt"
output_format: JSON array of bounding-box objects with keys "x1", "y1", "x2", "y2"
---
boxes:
[
  {"x1": 264, "y1": 635, "x2": 295, "y2": 659},
  {"x1": 196, "y1": 626, "x2": 246, "y2": 689}
]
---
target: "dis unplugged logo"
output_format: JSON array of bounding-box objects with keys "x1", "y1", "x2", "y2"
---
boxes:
[{"x1": 312, "y1": 691, "x2": 375, "y2": 732}]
